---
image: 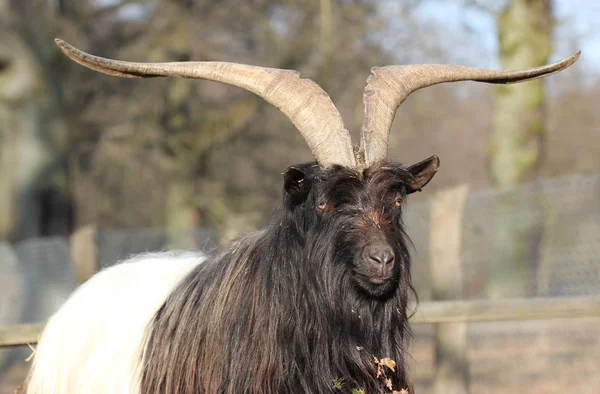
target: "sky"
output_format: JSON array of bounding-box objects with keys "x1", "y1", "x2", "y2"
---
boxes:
[{"x1": 414, "y1": 0, "x2": 600, "y2": 70}]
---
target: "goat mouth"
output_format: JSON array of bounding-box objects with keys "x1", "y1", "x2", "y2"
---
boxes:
[
  {"x1": 358, "y1": 273, "x2": 392, "y2": 285},
  {"x1": 368, "y1": 276, "x2": 391, "y2": 285},
  {"x1": 354, "y1": 272, "x2": 398, "y2": 299}
]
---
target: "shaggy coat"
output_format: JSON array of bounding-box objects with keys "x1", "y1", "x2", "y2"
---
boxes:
[{"x1": 140, "y1": 163, "x2": 424, "y2": 393}]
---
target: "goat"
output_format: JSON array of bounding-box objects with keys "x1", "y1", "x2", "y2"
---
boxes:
[{"x1": 26, "y1": 39, "x2": 579, "y2": 393}]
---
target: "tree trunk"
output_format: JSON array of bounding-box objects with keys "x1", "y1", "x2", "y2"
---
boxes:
[
  {"x1": 165, "y1": 178, "x2": 200, "y2": 249},
  {"x1": 487, "y1": 0, "x2": 552, "y2": 298},
  {"x1": 0, "y1": 3, "x2": 70, "y2": 242},
  {"x1": 430, "y1": 185, "x2": 469, "y2": 394}
]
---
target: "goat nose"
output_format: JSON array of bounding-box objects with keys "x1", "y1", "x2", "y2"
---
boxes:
[{"x1": 368, "y1": 249, "x2": 394, "y2": 266}]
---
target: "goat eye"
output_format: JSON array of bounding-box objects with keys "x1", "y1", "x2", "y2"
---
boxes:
[
  {"x1": 317, "y1": 201, "x2": 327, "y2": 211},
  {"x1": 393, "y1": 198, "x2": 402, "y2": 208}
]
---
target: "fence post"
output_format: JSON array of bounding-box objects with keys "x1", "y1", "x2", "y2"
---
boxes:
[
  {"x1": 429, "y1": 184, "x2": 469, "y2": 394},
  {"x1": 70, "y1": 225, "x2": 98, "y2": 284}
]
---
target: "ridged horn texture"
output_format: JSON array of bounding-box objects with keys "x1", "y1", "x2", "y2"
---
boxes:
[
  {"x1": 360, "y1": 51, "x2": 581, "y2": 167},
  {"x1": 55, "y1": 38, "x2": 356, "y2": 169}
]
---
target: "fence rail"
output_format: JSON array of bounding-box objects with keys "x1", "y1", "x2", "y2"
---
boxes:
[
  {"x1": 0, "y1": 323, "x2": 44, "y2": 348},
  {"x1": 2, "y1": 296, "x2": 599, "y2": 348},
  {"x1": 411, "y1": 295, "x2": 600, "y2": 324}
]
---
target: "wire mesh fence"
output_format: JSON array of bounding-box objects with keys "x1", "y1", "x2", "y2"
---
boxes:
[
  {"x1": 406, "y1": 173, "x2": 600, "y2": 301},
  {"x1": 0, "y1": 173, "x2": 599, "y2": 393}
]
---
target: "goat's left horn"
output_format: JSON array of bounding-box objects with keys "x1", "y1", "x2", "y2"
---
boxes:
[
  {"x1": 360, "y1": 51, "x2": 581, "y2": 167},
  {"x1": 55, "y1": 39, "x2": 356, "y2": 169}
]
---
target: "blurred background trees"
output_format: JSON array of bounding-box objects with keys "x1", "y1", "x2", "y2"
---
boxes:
[
  {"x1": 0, "y1": 0, "x2": 597, "y2": 245},
  {"x1": 0, "y1": 0, "x2": 395, "y2": 243},
  {"x1": 0, "y1": 0, "x2": 70, "y2": 241}
]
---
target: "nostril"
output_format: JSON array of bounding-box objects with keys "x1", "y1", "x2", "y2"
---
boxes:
[{"x1": 369, "y1": 249, "x2": 394, "y2": 266}]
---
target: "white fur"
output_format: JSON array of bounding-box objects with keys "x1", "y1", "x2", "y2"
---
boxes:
[{"x1": 26, "y1": 251, "x2": 205, "y2": 394}]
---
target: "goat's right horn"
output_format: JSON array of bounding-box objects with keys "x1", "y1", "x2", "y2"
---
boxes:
[{"x1": 55, "y1": 39, "x2": 356, "y2": 169}]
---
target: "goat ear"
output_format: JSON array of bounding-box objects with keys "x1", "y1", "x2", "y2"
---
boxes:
[
  {"x1": 283, "y1": 166, "x2": 312, "y2": 198},
  {"x1": 406, "y1": 155, "x2": 440, "y2": 194}
]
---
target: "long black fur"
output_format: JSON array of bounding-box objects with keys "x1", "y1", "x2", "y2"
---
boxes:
[{"x1": 140, "y1": 161, "x2": 434, "y2": 393}]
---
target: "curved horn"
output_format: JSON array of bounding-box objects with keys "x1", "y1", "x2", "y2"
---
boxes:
[
  {"x1": 55, "y1": 39, "x2": 356, "y2": 169},
  {"x1": 360, "y1": 51, "x2": 581, "y2": 166}
]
